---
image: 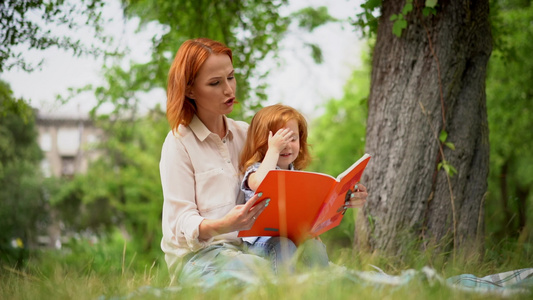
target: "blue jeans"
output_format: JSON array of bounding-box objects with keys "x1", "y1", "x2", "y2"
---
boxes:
[
  {"x1": 177, "y1": 238, "x2": 329, "y2": 288},
  {"x1": 177, "y1": 243, "x2": 270, "y2": 288},
  {"x1": 246, "y1": 237, "x2": 329, "y2": 274}
]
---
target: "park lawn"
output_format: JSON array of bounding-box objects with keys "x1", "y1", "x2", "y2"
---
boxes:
[{"x1": 1, "y1": 240, "x2": 532, "y2": 300}]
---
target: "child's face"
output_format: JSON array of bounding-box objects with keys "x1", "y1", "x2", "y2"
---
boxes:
[{"x1": 277, "y1": 119, "x2": 300, "y2": 169}]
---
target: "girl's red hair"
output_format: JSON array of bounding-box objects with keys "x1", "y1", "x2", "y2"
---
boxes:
[
  {"x1": 167, "y1": 38, "x2": 233, "y2": 131},
  {"x1": 239, "y1": 104, "x2": 311, "y2": 173}
]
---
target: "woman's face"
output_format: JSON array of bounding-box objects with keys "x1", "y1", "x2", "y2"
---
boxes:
[{"x1": 188, "y1": 53, "x2": 236, "y2": 119}]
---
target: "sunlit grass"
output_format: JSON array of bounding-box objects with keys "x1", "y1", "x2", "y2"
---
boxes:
[{"x1": 1, "y1": 236, "x2": 532, "y2": 300}]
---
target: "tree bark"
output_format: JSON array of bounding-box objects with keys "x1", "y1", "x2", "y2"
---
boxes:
[{"x1": 355, "y1": 0, "x2": 492, "y2": 259}]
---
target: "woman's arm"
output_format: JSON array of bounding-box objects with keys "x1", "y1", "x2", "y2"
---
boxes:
[
  {"x1": 160, "y1": 132, "x2": 208, "y2": 249},
  {"x1": 198, "y1": 193, "x2": 267, "y2": 240},
  {"x1": 247, "y1": 128, "x2": 293, "y2": 191},
  {"x1": 161, "y1": 129, "x2": 269, "y2": 246}
]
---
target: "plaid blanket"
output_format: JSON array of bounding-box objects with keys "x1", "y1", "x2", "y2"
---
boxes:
[
  {"x1": 104, "y1": 267, "x2": 533, "y2": 299},
  {"x1": 317, "y1": 264, "x2": 533, "y2": 296},
  {"x1": 447, "y1": 268, "x2": 533, "y2": 293}
]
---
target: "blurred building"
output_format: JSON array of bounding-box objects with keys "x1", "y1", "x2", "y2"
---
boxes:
[
  {"x1": 35, "y1": 111, "x2": 103, "y2": 249},
  {"x1": 36, "y1": 112, "x2": 102, "y2": 178}
]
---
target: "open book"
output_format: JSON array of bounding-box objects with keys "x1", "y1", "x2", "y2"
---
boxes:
[{"x1": 238, "y1": 153, "x2": 371, "y2": 244}]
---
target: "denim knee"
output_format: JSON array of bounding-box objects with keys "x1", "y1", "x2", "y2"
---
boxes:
[
  {"x1": 267, "y1": 237, "x2": 297, "y2": 273},
  {"x1": 300, "y1": 238, "x2": 329, "y2": 269},
  {"x1": 247, "y1": 236, "x2": 297, "y2": 274}
]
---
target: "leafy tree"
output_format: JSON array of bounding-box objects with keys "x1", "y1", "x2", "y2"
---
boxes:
[
  {"x1": 307, "y1": 49, "x2": 371, "y2": 248},
  {"x1": 308, "y1": 51, "x2": 371, "y2": 177},
  {"x1": 88, "y1": 1, "x2": 340, "y2": 121},
  {"x1": 353, "y1": 0, "x2": 493, "y2": 261},
  {"x1": 0, "y1": 0, "x2": 110, "y2": 73},
  {"x1": 88, "y1": 0, "x2": 291, "y2": 120},
  {"x1": 51, "y1": 106, "x2": 169, "y2": 258},
  {"x1": 0, "y1": 80, "x2": 47, "y2": 266},
  {"x1": 485, "y1": 0, "x2": 533, "y2": 245}
]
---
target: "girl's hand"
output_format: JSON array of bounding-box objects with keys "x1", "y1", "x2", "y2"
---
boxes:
[
  {"x1": 268, "y1": 128, "x2": 293, "y2": 153},
  {"x1": 247, "y1": 128, "x2": 294, "y2": 191},
  {"x1": 345, "y1": 184, "x2": 368, "y2": 208}
]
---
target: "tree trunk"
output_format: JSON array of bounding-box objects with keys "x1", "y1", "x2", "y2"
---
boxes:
[{"x1": 355, "y1": 0, "x2": 492, "y2": 260}]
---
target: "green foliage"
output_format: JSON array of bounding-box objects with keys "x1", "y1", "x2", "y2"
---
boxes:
[
  {"x1": 437, "y1": 160, "x2": 457, "y2": 177},
  {"x1": 0, "y1": 80, "x2": 46, "y2": 266},
  {"x1": 353, "y1": 0, "x2": 439, "y2": 38},
  {"x1": 90, "y1": 61, "x2": 157, "y2": 119},
  {"x1": 308, "y1": 56, "x2": 370, "y2": 177},
  {"x1": 485, "y1": 1, "x2": 533, "y2": 242},
  {"x1": 51, "y1": 106, "x2": 169, "y2": 258},
  {"x1": 0, "y1": 94, "x2": 33, "y2": 124},
  {"x1": 390, "y1": 0, "x2": 413, "y2": 37},
  {"x1": 0, "y1": 0, "x2": 111, "y2": 72},
  {"x1": 89, "y1": 0, "x2": 294, "y2": 120},
  {"x1": 1, "y1": 232, "x2": 169, "y2": 299},
  {"x1": 437, "y1": 130, "x2": 457, "y2": 176},
  {"x1": 305, "y1": 43, "x2": 324, "y2": 64},
  {"x1": 284, "y1": 6, "x2": 340, "y2": 66},
  {"x1": 489, "y1": 0, "x2": 517, "y2": 61},
  {"x1": 438, "y1": 130, "x2": 456, "y2": 151},
  {"x1": 422, "y1": 6, "x2": 438, "y2": 17},
  {"x1": 425, "y1": 0, "x2": 438, "y2": 7},
  {"x1": 307, "y1": 49, "x2": 371, "y2": 246},
  {"x1": 292, "y1": 6, "x2": 337, "y2": 32},
  {"x1": 352, "y1": 0, "x2": 382, "y2": 38},
  {"x1": 58, "y1": 229, "x2": 162, "y2": 274}
]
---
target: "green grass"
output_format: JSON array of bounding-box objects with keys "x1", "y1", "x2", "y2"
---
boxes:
[{"x1": 1, "y1": 237, "x2": 532, "y2": 300}]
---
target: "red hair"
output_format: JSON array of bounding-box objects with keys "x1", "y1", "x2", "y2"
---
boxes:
[
  {"x1": 167, "y1": 38, "x2": 233, "y2": 131},
  {"x1": 239, "y1": 104, "x2": 311, "y2": 173}
]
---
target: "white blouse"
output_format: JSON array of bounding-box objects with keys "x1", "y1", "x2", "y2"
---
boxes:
[{"x1": 159, "y1": 114, "x2": 248, "y2": 272}]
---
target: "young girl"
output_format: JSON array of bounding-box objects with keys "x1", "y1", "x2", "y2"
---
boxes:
[
  {"x1": 239, "y1": 104, "x2": 329, "y2": 272},
  {"x1": 240, "y1": 104, "x2": 311, "y2": 197}
]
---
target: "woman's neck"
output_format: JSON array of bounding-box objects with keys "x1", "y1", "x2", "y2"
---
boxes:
[{"x1": 197, "y1": 113, "x2": 226, "y2": 138}]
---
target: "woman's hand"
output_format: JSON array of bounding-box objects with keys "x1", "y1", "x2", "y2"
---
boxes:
[
  {"x1": 223, "y1": 193, "x2": 268, "y2": 232},
  {"x1": 345, "y1": 184, "x2": 368, "y2": 208},
  {"x1": 198, "y1": 193, "x2": 268, "y2": 240}
]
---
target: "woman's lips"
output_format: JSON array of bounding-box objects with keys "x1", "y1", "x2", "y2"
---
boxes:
[{"x1": 224, "y1": 97, "x2": 235, "y2": 105}]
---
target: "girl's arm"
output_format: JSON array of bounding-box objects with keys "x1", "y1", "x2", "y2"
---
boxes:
[{"x1": 247, "y1": 128, "x2": 293, "y2": 191}]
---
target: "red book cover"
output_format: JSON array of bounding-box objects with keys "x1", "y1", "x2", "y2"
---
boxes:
[{"x1": 238, "y1": 153, "x2": 371, "y2": 244}]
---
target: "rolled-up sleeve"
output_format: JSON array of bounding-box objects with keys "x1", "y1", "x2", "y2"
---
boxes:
[{"x1": 160, "y1": 132, "x2": 212, "y2": 256}]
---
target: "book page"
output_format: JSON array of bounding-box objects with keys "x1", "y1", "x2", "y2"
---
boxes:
[{"x1": 336, "y1": 153, "x2": 372, "y2": 182}]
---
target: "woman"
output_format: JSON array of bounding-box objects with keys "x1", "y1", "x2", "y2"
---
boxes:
[{"x1": 159, "y1": 38, "x2": 369, "y2": 284}]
